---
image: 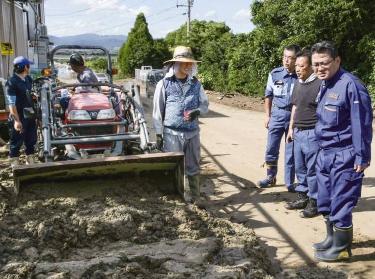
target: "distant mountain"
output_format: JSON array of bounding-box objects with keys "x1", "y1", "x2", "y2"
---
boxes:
[{"x1": 49, "y1": 33, "x2": 127, "y2": 51}]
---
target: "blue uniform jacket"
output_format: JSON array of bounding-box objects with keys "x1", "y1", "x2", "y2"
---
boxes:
[
  {"x1": 5, "y1": 74, "x2": 33, "y2": 120},
  {"x1": 315, "y1": 68, "x2": 373, "y2": 166},
  {"x1": 265, "y1": 66, "x2": 297, "y2": 109}
]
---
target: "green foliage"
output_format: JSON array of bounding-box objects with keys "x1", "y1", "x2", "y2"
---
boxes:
[
  {"x1": 158, "y1": 1, "x2": 375, "y2": 97},
  {"x1": 166, "y1": 20, "x2": 232, "y2": 58},
  {"x1": 250, "y1": 0, "x2": 375, "y2": 96},
  {"x1": 85, "y1": 57, "x2": 107, "y2": 72},
  {"x1": 151, "y1": 39, "x2": 171, "y2": 68},
  {"x1": 165, "y1": 20, "x2": 233, "y2": 92},
  {"x1": 357, "y1": 35, "x2": 375, "y2": 100},
  {"x1": 118, "y1": 13, "x2": 154, "y2": 77},
  {"x1": 228, "y1": 29, "x2": 283, "y2": 96}
]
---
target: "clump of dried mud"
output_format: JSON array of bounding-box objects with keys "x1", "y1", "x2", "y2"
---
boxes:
[{"x1": 0, "y1": 163, "x2": 273, "y2": 279}]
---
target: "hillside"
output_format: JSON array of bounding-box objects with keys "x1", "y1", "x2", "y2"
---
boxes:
[{"x1": 49, "y1": 33, "x2": 126, "y2": 51}]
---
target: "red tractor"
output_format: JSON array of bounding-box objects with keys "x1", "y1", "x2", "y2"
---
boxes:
[
  {"x1": 13, "y1": 45, "x2": 184, "y2": 196},
  {"x1": 34, "y1": 45, "x2": 151, "y2": 161}
]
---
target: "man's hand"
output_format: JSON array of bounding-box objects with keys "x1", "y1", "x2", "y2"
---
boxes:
[
  {"x1": 264, "y1": 115, "x2": 270, "y2": 129},
  {"x1": 286, "y1": 128, "x2": 294, "y2": 143},
  {"x1": 14, "y1": 120, "x2": 23, "y2": 133},
  {"x1": 156, "y1": 134, "x2": 163, "y2": 150},
  {"x1": 354, "y1": 163, "x2": 369, "y2": 173},
  {"x1": 184, "y1": 109, "x2": 200, "y2": 122}
]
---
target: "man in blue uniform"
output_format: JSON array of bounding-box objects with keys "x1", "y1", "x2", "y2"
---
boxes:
[
  {"x1": 258, "y1": 45, "x2": 300, "y2": 192},
  {"x1": 6, "y1": 56, "x2": 36, "y2": 166},
  {"x1": 311, "y1": 41, "x2": 372, "y2": 262}
]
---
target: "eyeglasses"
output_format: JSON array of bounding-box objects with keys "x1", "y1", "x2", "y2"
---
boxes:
[
  {"x1": 312, "y1": 59, "x2": 334, "y2": 69},
  {"x1": 283, "y1": 55, "x2": 296, "y2": 61}
]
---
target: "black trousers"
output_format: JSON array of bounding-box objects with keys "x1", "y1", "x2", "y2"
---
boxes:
[{"x1": 8, "y1": 118, "x2": 37, "y2": 158}]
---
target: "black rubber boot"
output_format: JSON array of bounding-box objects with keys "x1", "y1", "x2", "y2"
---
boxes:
[
  {"x1": 188, "y1": 175, "x2": 200, "y2": 199},
  {"x1": 300, "y1": 198, "x2": 319, "y2": 218},
  {"x1": 315, "y1": 225, "x2": 353, "y2": 262},
  {"x1": 188, "y1": 175, "x2": 206, "y2": 209},
  {"x1": 285, "y1": 192, "x2": 308, "y2": 210},
  {"x1": 313, "y1": 216, "x2": 333, "y2": 251}
]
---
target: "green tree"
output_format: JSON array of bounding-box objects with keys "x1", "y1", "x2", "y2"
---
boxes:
[
  {"x1": 249, "y1": 0, "x2": 375, "y2": 96},
  {"x1": 118, "y1": 13, "x2": 154, "y2": 76},
  {"x1": 227, "y1": 28, "x2": 283, "y2": 96},
  {"x1": 166, "y1": 20, "x2": 232, "y2": 59},
  {"x1": 86, "y1": 57, "x2": 107, "y2": 72},
  {"x1": 162, "y1": 1, "x2": 375, "y2": 97},
  {"x1": 165, "y1": 20, "x2": 233, "y2": 91},
  {"x1": 151, "y1": 39, "x2": 171, "y2": 68}
]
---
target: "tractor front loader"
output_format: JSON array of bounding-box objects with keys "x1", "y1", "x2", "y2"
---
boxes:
[{"x1": 12, "y1": 45, "x2": 184, "y2": 196}]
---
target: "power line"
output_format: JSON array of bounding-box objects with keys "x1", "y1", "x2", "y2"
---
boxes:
[
  {"x1": 149, "y1": 13, "x2": 184, "y2": 26},
  {"x1": 47, "y1": 8, "x2": 92, "y2": 17}
]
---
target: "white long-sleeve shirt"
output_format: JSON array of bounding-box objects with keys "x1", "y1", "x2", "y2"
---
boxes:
[{"x1": 153, "y1": 70, "x2": 209, "y2": 137}]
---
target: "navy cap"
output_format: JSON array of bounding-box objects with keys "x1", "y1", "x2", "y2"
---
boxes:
[{"x1": 13, "y1": 56, "x2": 34, "y2": 67}]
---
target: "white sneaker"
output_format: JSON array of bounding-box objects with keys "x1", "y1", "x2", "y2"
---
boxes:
[
  {"x1": 10, "y1": 157, "x2": 20, "y2": 167},
  {"x1": 25, "y1": 155, "x2": 35, "y2": 165}
]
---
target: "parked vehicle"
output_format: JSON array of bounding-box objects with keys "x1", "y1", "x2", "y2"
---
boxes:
[
  {"x1": 135, "y1": 66, "x2": 165, "y2": 98},
  {"x1": 95, "y1": 72, "x2": 110, "y2": 83}
]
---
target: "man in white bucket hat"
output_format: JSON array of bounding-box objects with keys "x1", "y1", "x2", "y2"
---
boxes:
[{"x1": 153, "y1": 46, "x2": 209, "y2": 207}]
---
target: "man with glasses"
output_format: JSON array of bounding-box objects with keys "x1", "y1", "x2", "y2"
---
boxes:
[
  {"x1": 258, "y1": 45, "x2": 300, "y2": 192},
  {"x1": 311, "y1": 41, "x2": 372, "y2": 262}
]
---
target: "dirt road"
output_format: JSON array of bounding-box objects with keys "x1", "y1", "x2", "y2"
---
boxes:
[{"x1": 199, "y1": 101, "x2": 375, "y2": 278}]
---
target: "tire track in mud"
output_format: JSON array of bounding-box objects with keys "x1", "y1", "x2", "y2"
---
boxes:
[{"x1": 0, "y1": 162, "x2": 273, "y2": 278}]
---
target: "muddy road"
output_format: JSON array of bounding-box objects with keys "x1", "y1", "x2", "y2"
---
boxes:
[{"x1": 0, "y1": 91, "x2": 273, "y2": 278}]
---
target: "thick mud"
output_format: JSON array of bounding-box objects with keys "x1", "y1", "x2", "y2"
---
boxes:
[{"x1": 0, "y1": 160, "x2": 273, "y2": 279}]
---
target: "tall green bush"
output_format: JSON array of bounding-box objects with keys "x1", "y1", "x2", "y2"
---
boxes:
[
  {"x1": 118, "y1": 13, "x2": 154, "y2": 77},
  {"x1": 165, "y1": 20, "x2": 233, "y2": 92}
]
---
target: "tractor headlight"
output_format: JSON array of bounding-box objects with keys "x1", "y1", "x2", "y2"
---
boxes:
[
  {"x1": 68, "y1": 110, "x2": 91, "y2": 120},
  {"x1": 97, "y1": 108, "x2": 116, "y2": 120}
]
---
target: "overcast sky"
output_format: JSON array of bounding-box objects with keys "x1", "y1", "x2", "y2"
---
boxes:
[{"x1": 45, "y1": 0, "x2": 255, "y2": 38}]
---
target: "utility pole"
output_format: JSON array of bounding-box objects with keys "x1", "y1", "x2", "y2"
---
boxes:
[{"x1": 177, "y1": 0, "x2": 194, "y2": 39}]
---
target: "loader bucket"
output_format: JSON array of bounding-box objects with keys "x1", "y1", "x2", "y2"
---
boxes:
[{"x1": 13, "y1": 152, "x2": 184, "y2": 196}]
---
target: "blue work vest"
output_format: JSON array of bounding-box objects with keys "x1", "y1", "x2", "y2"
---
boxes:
[{"x1": 163, "y1": 77, "x2": 200, "y2": 131}]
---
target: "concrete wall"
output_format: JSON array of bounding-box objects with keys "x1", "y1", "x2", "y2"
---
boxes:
[{"x1": 0, "y1": 0, "x2": 45, "y2": 79}]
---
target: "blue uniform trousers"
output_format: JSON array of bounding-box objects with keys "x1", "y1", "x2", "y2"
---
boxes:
[
  {"x1": 316, "y1": 147, "x2": 363, "y2": 228},
  {"x1": 265, "y1": 107, "x2": 295, "y2": 187},
  {"x1": 294, "y1": 128, "x2": 319, "y2": 199},
  {"x1": 8, "y1": 118, "x2": 37, "y2": 158}
]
